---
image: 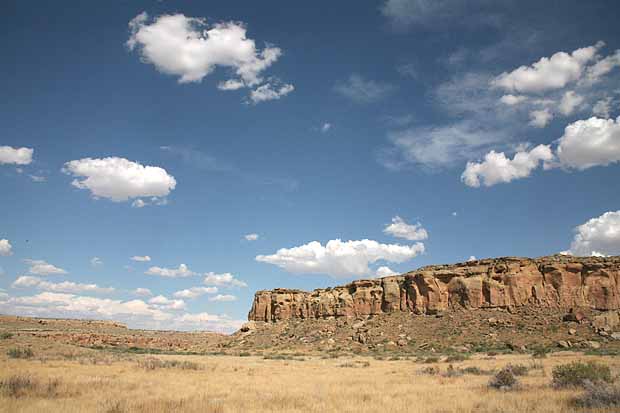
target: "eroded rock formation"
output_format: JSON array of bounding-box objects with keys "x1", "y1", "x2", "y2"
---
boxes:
[{"x1": 249, "y1": 255, "x2": 620, "y2": 322}]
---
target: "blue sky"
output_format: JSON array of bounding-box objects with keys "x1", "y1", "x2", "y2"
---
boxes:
[{"x1": 1, "y1": 0, "x2": 620, "y2": 332}]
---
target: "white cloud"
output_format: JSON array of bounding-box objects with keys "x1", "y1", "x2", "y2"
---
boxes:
[
  {"x1": 334, "y1": 74, "x2": 394, "y2": 104},
  {"x1": 145, "y1": 264, "x2": 196, "y2": 278},
  {"x1": 63, "y1": 157, "x2": 176, "y2": 203},
  {"x1": 500, "y1": 94, "x2": 528, "y2": 105},
  {"x1": 131, "y1": 199, "x2": 146, "y2": 208},
  {"x1": 256, "y1": 239, "x2": 424, "y2": 278},
  {"x1": 209, "y1": 294, "x2": 237, "y2": 302},
  {"x1": 248, "y1": 82, "x2": 294, "y2": 104},
  {"x1": 452, "y1": 212, "x2": 458, "y2": 217},
  {"x1": 467, "y1": 256, "x2": 477, "y2": 262},
  {"x1": 90, "y1": 257, "x2": 103, "y2": 267},
  {"x1": 134, "y1": 288, "x2": 152, "y2": 297},
  {"x1": 556, "y1": 116, "x2": 620, "y2": 170},
  {"x1": 0, "y1": 239, "x2": 13, "y2": 256},
  {"x1": 461, "y1": 144, "x2": 554, "y2": 187},
  {"x1": 0, "y1": 146, "x2": 33, "y2": 165},
  {"x1": 131, "y1": 255, "x2": 151, "y2": 262},
  {"x1": 24, "y1": 259, "x2": 67, "y2": 276},
  {"x1": 127, "y1": 12, "x2": 291, "y2": 103},
  {"x1": 244, "y1": 233, "x2": 259, "y2": 241},
  {"x1": 593, "y1": 97, "x2": 613, "y2": 118},
  {"x1": 384, "y1": 120, "x2": 505, "y2": 169},
  {"x1": 203, "y1": 272, "x2": 248, "y2": 288},
  {"x1": 173, "y1": 312, "x2": 244, "y2": 333},
  {"x1": 29, "y1": 175, "x2": 46, "y2": 183},
  {"x1": 558, "y1": 91, "x2": 584, "y2": 116},
  {"x1": 529, "y1": 108, "x2": 553, "y2": 128},
  {"x1": 383, "y1": 216, "x2": 428, "y2": 241},
  {"x1": 12, "y1": 275, "x2": 114, "y2": 294},
  {"x1": 568, "y1": 211, "x2": 620, "y2": 256},
  {"x1": 583, "y1": 50, "x2": 620, "y2": 84},
  {"x1": 0, "y1": 291, "x2": 242, "y2": 333},
  {"x1": 492, "y1": 42, "x2": 603, "y2": 93},
  {"x1": 321, "y1": 123, "x2": 332, "y2": 133},
  {"x1": 173, "y1": 286, "x2": 218, "y2": 299},
  {"x1": 148, "y1": 295, "x2": 186, "y2": 310},
  {"x1": 376, "y1": 266, "x2": 397, "y2": 277}
]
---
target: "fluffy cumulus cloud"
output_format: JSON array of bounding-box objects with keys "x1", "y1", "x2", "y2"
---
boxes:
[
  {"x1": 0, "y1": 146, "x2": 33, "y2": 165},
  {"x1": 375, "y1": 266, "x2": 397, "y2": 277},
  {"x1": 12, "y1": 276, "x2": 114, "y2": 294},
  {"x1": 556, "y1": 116, "x2": 620, "y2": 170},
  {"x1": 131, "y1": 255, "x2": 151, "y2": 262},
  {"x1": 0, "y1": 292, "x2": 243, "y2": 333},
  {"x1": 461, "y1": 144, "x2": 554, "y2": 187},
  {"x1": 256, "y1": 239, "x2": 425, "y2": 278},
  {"x1": 244, "y1": 233, "x2": 259, "y2": 241},
  {"x1": 334, "y1": 74, "x2": 394, "y2": 104},
  {"x1": 145, "y1": 264, "x2": 196, "y2": 278},
  {"x1": 127, "y1": 12, "x2": 292, "y2": 103},
  {"x1": 209, "y1": 294, "x2": 237, "y2": 302},
  {"x1": 583, "y1": 50, "x2": 620, "y2": 85},
  {"x1": 63, "y1": 157, "x2": 176, "y2": 203},
  {"x1": 203, "y1": 272, "x2": 248, "y2": 288},
  {"x1": 134, "y1": 288, "x2": 152, "y2": 297},
  {"x1": 500, "y1": 94, "x2": 528, "y2": 105},
  {"x1": 248, "y1": 82, "x2": 294, "y2": 104},
  {"x1": 148, "y1": 295, "x2": 186, "y2": 310},
  {"x1": 593, "y1": 97, "x2": 614, "y2": 118},
  {"x1": 568, "y1": 211, "x2": 620, "y2": 256},
  {"x1": 559, "y1": 91, "x2": 584, "y2": 116},
  {"x1": 0, "y1": 239, "x2": 13, "y2": 256},
  {"x1": 383, "y1": 216, "x2": 428, "y2": 241},
  {"x1": 492, "y1": 42, "x2": 603, "y2": 93},
  {"x1": 24, "y1": 259, "x2": 67, "y2": 276},
  {"x1": 528, "y1": 108, "x2": 554, "y2": 128},
  {"x1": 90, "y1": 257, "x2": 103, "y2": 267},
  {"x1": 173, "y1": 286, "x2": 218, "y2": 299}
]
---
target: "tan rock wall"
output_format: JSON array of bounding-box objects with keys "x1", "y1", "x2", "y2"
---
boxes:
[{"x1": 249, "y1": 256, "x2": 620, "y2": 322}]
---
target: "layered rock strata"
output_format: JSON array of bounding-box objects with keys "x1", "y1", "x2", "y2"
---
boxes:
[{"x1": 249, "y1": 255, "x2": 620, "y2": 322}]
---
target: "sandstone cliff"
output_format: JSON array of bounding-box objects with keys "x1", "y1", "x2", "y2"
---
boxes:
[{"x1": 249, "y1": 255, "x2": 620, "y2": 322}]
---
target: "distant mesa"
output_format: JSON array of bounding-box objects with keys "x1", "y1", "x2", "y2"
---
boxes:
[{"x1": 248, "y1": 255, "x2": 620, "y2": 322}]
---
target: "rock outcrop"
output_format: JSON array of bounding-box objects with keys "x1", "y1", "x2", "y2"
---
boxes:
[{"x1": 249, "y1": 255, "x2": 620, "y2": 322}]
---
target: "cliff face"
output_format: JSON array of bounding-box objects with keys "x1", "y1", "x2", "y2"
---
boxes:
[{"x1": 248, "y1": 255, "x2": 620, "y2": 322}]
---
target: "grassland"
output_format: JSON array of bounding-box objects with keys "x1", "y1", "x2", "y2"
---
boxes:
[{"x1": 2, "y1": 345, "x2": 620, "y2": 412}]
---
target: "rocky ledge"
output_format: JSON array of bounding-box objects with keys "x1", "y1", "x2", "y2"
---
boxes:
[{"x1": 249, "y1": 255, "x2": 620, "y2": 322}]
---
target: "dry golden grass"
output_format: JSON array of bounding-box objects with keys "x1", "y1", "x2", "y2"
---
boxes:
[{"x1": 1, "y1": 351, "x2": 619, "y2": 413}]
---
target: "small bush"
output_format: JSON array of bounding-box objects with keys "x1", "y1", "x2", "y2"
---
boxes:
[
  {"x1": 443, "y1": 364, "x2": 463, "y2": 377},
  {"x1": 238, "y1": 352, "x2": 252, "y2": 357},
  {"x1": 138, "y1": 357, "x2": 201, "y2": 370},
  {"x1": 506, "y1": 363, "x2": 529, "y2": 376},
  {"x1": 574, "y1": 380, "x2": 620, "y2": 408},
  {"x1": 489, "y1": 367, "x2": 520, "y2": 390},
  {"x1": 552, "y1": 361, "x2": 612, "y2": 388},
  {"x1": 420, "y1": 366, "x2": 440, "y2": 375},
  {"x1": 0, "y1": 332, "x2": 13, "y2": 340},
  {"x1": 0, "y1": 375, "x2": 61, "y2": 398},
  {"x1": 531, "y1": 348, "x2": 550, "y2": 359},
  {"x1": 461, "y1": 366, "x2": 486, "y2": 375},
  {"x1": 445, "y1": 354, "x2": 470, "y2": 363},
  {"x1": 7, "y1": 347, "x2": 34, "y2": 359},
  {"x1": 420, "y1": 356, "x2": 439, "y2": 363},
  {"x1": 339, "y1": 361, "x2": 370, "y2": 368}
]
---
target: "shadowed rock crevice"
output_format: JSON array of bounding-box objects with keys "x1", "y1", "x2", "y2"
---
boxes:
[{"x1": 249, "y1": 255, "x2": 620, "y2": 322}]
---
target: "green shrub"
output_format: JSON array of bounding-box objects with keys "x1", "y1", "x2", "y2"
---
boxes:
[
  {"x1": 7, "y1": 347, "x2": 34, "y2": 359},
  {"x1": 461, "y1": 366, "x2": 486, "y2": 375},
  {"x1": 0, "y1": 332, "x2": 13, "y2": 340},
  {"x1": 574, "y1": 380, "x2": 620, "y2": 408},
  {"x1": 552, "y1": 361, "x2": 612, "y2": 388},
  {"x1": 420, "y1": 366, "x2": 439, "y2": 375},
  {"x1": 445, "y1": 354, "x2": 470, "y2": 363},
  {"x1": 138, "y1": 357, "x2": 201, "y2": 370},
  {"x1": 0, "y1": 375, "x2": 60, "y2": 398},
  {"x1": 506, "y1": 363, "x2": 529, "y2": 376},
  {"x1": 489, "y1": 366, "x2": 520, "y2": 390}
]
